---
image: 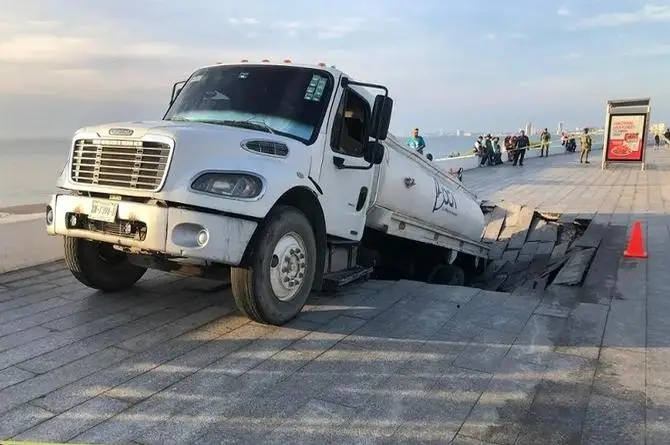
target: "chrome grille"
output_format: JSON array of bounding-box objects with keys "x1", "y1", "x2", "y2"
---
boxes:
[{"x1": 70, "y1": 139, "x2": 172, "y2": 191}]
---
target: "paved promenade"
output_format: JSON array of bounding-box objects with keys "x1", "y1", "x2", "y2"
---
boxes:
[{"x1": 0, "y1": 149, "x2": 668, "y2": 444}]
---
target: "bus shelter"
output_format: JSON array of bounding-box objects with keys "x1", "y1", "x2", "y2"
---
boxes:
[{"x1": 601, "y1": 98, "x2": 651, "y2": 171}]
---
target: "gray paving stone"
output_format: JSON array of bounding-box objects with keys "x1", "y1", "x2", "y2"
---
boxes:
[
  {"x1": 0, "y1": 366, "x2": 35, "y2": 392},
  {"x1": 593, "y1": 347, "x2": 645, "y2": 404},
  {"x1": 615, "y1": 258, "x2": 647, "y2": 301},
  {"x1": 535, "y1": 241, "x2": 555, "y2": 256},
  {"x1": 13, "y1": 396, "x2": 130, "y2": 443},
  {"x1": 647, "y1": 346, "x2": 670, "y2": 390},
  {"x1": 520, "y1": 241, "x2": 540, "y2": 256},
  {"x1": 0, "y1": 403, "x2": 55, "y2": 438},
  {"x1": 555, "y1": 302, "x2": 608, "y2": 360},
  {"x1": 32, "y1": 314, "x2": 252, "y2": 413},
  {"x1": 602, "y1": 300, "x2": 645, "y2": 348},
  {"x1": 580, "y1": 224, "x2": 627, "y2": 305},
  {"x1": 116, "y1": 305, "x2": 232, "y2": 352},
  {"x1": 105, "y1": 321, "x2": 303, "y2": 404},
  {"x1": 581, "y1": 393, "x2": 645, "y2": 445},
  {"x1": 459, "y1": 374, "x2": 541, "y2": 445},
  {"x1": 504, "y1": 314, "x2": 567, "y2": 369},
  {"x1": 552, "y1": 247, "x2": 596, "y2": 285},
  {"x1": 452, "y1": 328, "x2": 516, "y2": 373},
  {"x1": 15, "y1": 306, "x2": 198, "y2": 374},
  {"x1": 500, "y1": 250, "x2": 519, "y2": 262},
  {"x1": 647, "y1": 385, "x2": 670, "y2": 445},
  {"x1": 549, "y1": 242, "x2": 569, "y2": 263},
  {"x1": 0, "y1": 326, "x2": 53, "y2": 353},
  {"x1": 515, "y1": 354, "x2": 596, "y2": 445},
  {"x1": 0, "y1": 346, "x2": 131, "y2": 415}
]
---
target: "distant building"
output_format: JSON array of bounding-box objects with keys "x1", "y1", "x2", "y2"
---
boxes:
[
  {"x1": 455, "y1": 129, "x2": 462, "y2": 137},
  {"x1": 557, "y1": 121, "x2": 564, "y2": 135},
  {"x1": 525, "y1": 122, "x2": 533, "y2": 136}
]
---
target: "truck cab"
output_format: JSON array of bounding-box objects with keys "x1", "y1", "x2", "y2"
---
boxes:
[{"x1": 46, "y1": 61, "x2": 399, "y2": 324}]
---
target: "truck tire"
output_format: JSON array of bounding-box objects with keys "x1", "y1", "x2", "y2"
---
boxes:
[
  {"x1": 427, "y1": 264, "x2": 465, "y2": 286},
  {"x1": 64, "y1": 236, "x2": 147, "y2": 292},
  {"x1": 230, "y1": 206, "x2": 317, "y2": 325}
]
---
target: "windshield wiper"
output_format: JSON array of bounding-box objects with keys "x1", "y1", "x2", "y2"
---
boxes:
[
  {"x1": 166, "y1": 117, "x2": 276, "y2": 135},
  {"x1": 221, "y1": 120, "x2": 276, "y2": 135}
]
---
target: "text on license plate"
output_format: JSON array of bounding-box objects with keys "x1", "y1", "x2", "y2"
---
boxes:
[{"x1": 89, "y1": 200, "x2": 119, "y2": 223}]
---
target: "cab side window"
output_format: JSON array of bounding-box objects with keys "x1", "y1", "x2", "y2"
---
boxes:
[{"x1": 330, "y1": 90, "x2": 369, "y2": 157}]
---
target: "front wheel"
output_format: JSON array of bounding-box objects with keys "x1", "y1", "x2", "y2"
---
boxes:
[
  {"x1": 64, "y1": 237, "x2": 147, "y2": 292},
  {"x1": 230, "y1": 206, "x2": 317, "y2": 325}
]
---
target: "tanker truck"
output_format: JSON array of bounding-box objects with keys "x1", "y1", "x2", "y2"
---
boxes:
[{"x1": 45, "y1": 60, "x2": 490, "y2": 325}]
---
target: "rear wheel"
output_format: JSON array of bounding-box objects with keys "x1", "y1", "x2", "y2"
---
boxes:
[
  {"x1": 427, "y1": 264, "x2": 466, "y2": 286},
  {"x1": 64, "y1": 236, "x2": 147, "y2": 292},
  {"x1": 230, "y1": 206, "x2": 317, "y2": 325}
]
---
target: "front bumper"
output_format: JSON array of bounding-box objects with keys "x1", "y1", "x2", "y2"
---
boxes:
[{"x1": 45, "y1": 194, "x2": 257, "y2": 265}]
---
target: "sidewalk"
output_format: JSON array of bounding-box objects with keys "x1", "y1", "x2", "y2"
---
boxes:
[{"x1": 0, "y1": 149, "x2": 667, "y2": 444}]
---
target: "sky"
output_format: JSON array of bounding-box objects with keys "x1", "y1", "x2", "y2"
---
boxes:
[{"x1": 0, "y1": 0, "x2": 668, "y2": 138}]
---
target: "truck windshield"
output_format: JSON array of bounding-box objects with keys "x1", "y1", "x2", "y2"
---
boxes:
[{"x1": 164, "y1": 65, "x2": 334, "y2": 145}]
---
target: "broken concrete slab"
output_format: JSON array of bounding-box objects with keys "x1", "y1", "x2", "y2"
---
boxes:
[
  {"x1": 552, "y1": 248, "x2": 597, "y2": 286},
  {"x1": 527, "y1": 219, "x2": 559, "y2": 243},
  {"x1": 536, "y1": 241, "x2": 555, "y2": 256},
  {"x1": 501, "y1": 250, "x2": 519, "y2": 262},
  {"x1": 520, "y1": 241, "x2": 540, "y2": 256},
  {"x1": 549, "y1": 242, "x2": 570, "y2": 264},
  {"x1": 506, "y1": 207, "x2": 536, "y2": 250},
  {"x1": 572, "y1": 223, "x2": 606, "y2": 249},
  {"x1": 482, "y1": 206, "x2": 506, "y2": 243}
]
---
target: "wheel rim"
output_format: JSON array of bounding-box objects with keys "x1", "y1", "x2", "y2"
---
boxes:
[{"x1": 269, "y1": 232, "x2": 307, "y2": 302}]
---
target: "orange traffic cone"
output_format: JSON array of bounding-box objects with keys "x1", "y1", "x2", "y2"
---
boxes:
[{"x1": 623, "y1": 221, "x2": 648, "y2": 259}]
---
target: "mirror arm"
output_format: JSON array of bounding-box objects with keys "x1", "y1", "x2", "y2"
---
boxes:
[{"x1": 333, "y1": 157, "x2": 374, "y2": 170}]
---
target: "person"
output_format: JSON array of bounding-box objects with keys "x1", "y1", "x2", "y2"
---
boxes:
[
  {"x1": 654, "y1": 133, "x2": 661, "y2": 149},
  {"x1": 513, "y1": 130, "x2": 530, "y2": 166},
  {"x1": 492, "y1": 136, "x2": 503, "y2": 165},
  {"x1": 474, "y1": 136, "x2": 487, "y2": 166},
  {"x1": 504, "y1": 136, "x2": 514, "y2": 162},
  {"x1": 561, "y1": 132, "x2": 569, "y2": 148},
  {"x1": 664, "y1": 127, "x2": 670, "y2": 146},
  {"x1": 540, "y1": 128, "x2": 551, "y2": 157},
  {"x1": 579, "y1": 127, "x2": 592, "y2": 164},
  {"x1": 407, "y1": 128, "x2": 426, "y2": 154},
  {"x1": 484, "y1": 134, "x2": 495, "y2": 166}
]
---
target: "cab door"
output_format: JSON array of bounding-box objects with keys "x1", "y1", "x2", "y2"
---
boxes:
[{"x1": 317, "y1": 88, "x2": 375, "y2": 240}]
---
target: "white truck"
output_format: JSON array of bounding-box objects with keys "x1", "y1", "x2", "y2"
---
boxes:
[{"x1": 46, "y1": 60, "x2": 490, "y2": 325}]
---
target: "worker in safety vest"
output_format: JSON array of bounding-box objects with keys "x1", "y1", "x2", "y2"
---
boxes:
[{"x1": 579, "y1": 127, "x2": 592, "y2": 164}]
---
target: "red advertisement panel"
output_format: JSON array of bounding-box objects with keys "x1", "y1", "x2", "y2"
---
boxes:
[{"x1": 606, "y1": 114, "x2": 646, "y2": 161}]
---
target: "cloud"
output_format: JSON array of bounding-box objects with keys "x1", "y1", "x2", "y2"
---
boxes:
[
  {"x1": 575, "y1": 4, "x2": 670, "y2": 28},
  {"x1": 228, "y1": 17, "x2": 260, "y2": 25},
  {"x1": 270, "y1": 18, "x2": 365, "y2": 39},
  {"x1": 483, "y1": 33, "x2": 497, "y2": 41},
  {"x1": 557, "y1": 7, "x2": 571, "y2": 16}
]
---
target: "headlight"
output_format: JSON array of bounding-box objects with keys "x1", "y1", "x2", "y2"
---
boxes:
[{"x1": 191, "y1": 172, "x2": 263, "y2": 199}]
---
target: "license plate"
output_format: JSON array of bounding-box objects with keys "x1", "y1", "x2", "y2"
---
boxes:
[{"x1": 89, "y1": 200, "x2": 119, "y2": 223}]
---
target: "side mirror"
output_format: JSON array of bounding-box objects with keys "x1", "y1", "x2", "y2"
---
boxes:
[
  {"x1": 370, "y1": 95, "x2": 393, "y2": 141},
  {"x1": 170, "y1": 81, "x2": 186, "y2": 106},
  {"x1": 364, "y1": 141, "x2": 385, "y2": 165}
]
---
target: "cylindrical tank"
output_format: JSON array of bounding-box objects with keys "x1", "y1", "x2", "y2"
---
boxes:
[{"x1": 368, "y1": 138, "x2": 486, "y2": 242}]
